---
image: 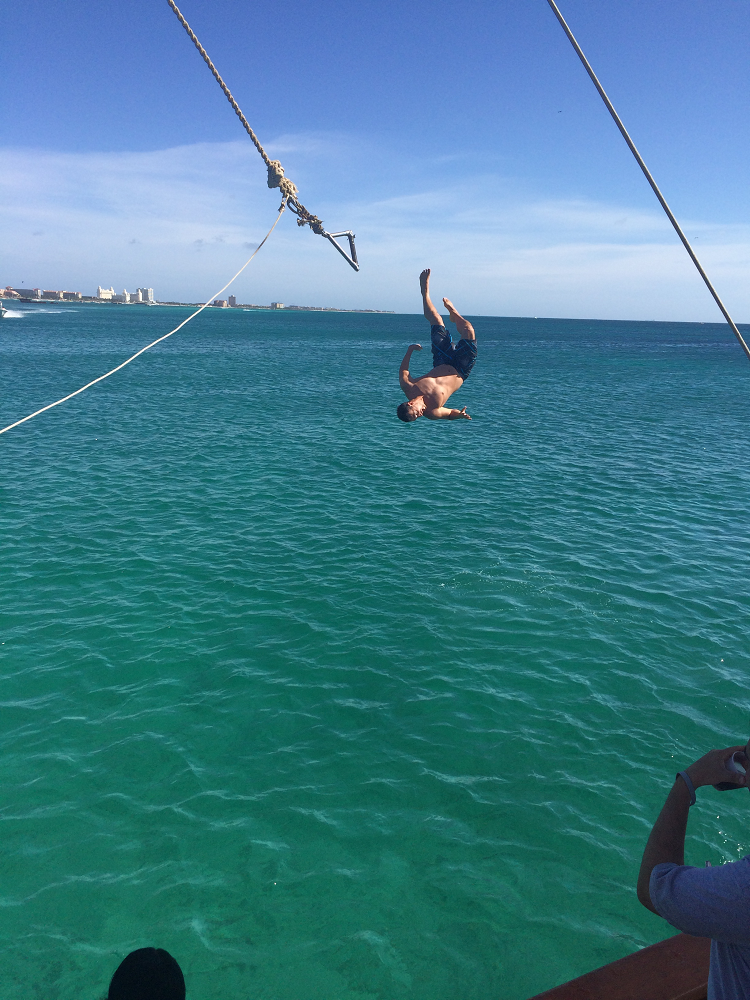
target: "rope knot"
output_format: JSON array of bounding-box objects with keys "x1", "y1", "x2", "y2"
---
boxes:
[
  {"x1": 296, "y1": 215, "x2": 324, "y2": 234},
  {"x1": 267, "y1": 160, "x2": 298, "y2": 199}
]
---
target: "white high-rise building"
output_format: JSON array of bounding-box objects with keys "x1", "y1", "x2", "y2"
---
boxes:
[{"x1": 96, "y1": 286, "x2": 154, "y2": 303}]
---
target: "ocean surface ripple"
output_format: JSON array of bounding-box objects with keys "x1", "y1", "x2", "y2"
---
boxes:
[{"x1": 2, "y1": 306, "x2": 750, "y2": 998}]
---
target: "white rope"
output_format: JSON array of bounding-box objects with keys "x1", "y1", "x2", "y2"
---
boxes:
[
  {"x1": 0, "y1": 207, "x2": 286, "y2": 437},
  {"x1": 546, "y1": 0, "x2": 750, "y2": 363}
]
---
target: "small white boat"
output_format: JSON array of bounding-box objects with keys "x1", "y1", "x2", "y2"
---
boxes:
[{"x1": 0, "y1": 301, "x2": 7, "y2": 319}]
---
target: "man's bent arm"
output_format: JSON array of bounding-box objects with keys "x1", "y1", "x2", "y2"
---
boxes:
[
  {"x1": 636, "y1": 779, "x2": 690, "y2": 914},
  {"x1": 399, "y1": 344, "x2": 421, "y2": 394},
  {"x1": 637, "y1": 746, "x2": 747, "y2": 914}
]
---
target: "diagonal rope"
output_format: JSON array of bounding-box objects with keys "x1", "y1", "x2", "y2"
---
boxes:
[
  {"x1": 0, "y1": 207, "x2": 286, "y2": 437},
  {"x1": 166, "y1": 0, "x2": 272, "y2": 169},
  {"x1": 546, "y1": 0, "x2": 750, "y2": 362},
  {"x1": 165, "y1": 0, "x2": 359, "y2": 270},
  {"x1": 168, "y1": 6, "x2": 322, "y2": 228}
]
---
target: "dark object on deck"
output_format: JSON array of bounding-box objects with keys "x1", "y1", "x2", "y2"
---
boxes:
[{"x1": 528, "y1": 933, "x2": 710, "y2": 1000}]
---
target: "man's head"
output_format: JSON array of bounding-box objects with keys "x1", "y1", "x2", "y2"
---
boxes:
[
  {"x1": 396, "y1": 396, "x2": 426, "y2": 422},
  {"x1": 108, "y1": 948, "x2": 185, "y2": 1000}
]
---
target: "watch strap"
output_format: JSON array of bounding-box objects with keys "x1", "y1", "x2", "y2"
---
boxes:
[{"x1": 677, "y1": 770, "x2": 696, "y2": 806}]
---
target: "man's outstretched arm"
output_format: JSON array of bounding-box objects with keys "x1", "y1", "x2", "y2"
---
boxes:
[
  {"x1": 429, "y1": 406, "x2": 471, "y2": 420},
  {"x1": 399, "y1": 344, "x2": 422, "y2": 395},
  {"x1": 420, "y1": 269, "x2": 443, "y2": 327}
]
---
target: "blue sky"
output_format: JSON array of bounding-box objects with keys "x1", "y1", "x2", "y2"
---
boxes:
[{"x1": 2, "y1": 0, "x2": 750, "y2": 319}]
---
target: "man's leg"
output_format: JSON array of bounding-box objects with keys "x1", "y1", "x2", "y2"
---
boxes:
[
  {"x1": 443, "y1": 296, "x2": 477, "y2": 379},
  {"x1": 443, "y1": 297, "x2": 475, "y2": 340},
  {"x1": 422, "y1": 270, "x2": 454, "y2": 369},
  {"x1": 420, "y1": 269, "x2": 443, "y2": 327}
]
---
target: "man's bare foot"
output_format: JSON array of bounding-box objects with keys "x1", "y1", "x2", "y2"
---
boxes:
[
  {"x1": 443, "y1": 296, "x2": 459, "y2": 319},
  {"x1": 420, "y1": 268, "x2": 431, "y2": 296}
]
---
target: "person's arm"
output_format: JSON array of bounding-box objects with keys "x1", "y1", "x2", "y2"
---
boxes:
[
  {"x1": 427, "y1": 406, "x2": 472, "y2": 420},
  {"x1": 399, "y1": 344, "x2": 421, "y2": 394},
  {"x1": 636, "y1": 779, "x2": 691, "y2": 914},
  {"x1": 637, "y1": 746, "x2": 747, "y2": 914}
]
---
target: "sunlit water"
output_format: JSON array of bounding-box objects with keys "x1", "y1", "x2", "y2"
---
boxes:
[{"x1": 2, "y1": 303, "x2": 750, "y2": 999}]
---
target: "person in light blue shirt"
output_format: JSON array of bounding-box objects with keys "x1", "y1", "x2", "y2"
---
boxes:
[{"x1": 638, "y1": 744, "x2": 750, "y2": 1000}]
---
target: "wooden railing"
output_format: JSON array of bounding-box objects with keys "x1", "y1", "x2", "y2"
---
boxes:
[{"x1": 528, "y1": 933, "x2": 710, "y2": 1000}]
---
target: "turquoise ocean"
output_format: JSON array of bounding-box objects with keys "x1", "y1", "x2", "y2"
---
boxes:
[{"x1": 2, "y1": 302, "x2": 750, "y2": 1000}]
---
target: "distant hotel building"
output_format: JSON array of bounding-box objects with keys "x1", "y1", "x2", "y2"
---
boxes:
[
  {"x1": 8, "y1": 287, "x2": 82, "y2": 300},
  {"x1": 97, "y1": 286, "x2": 155, "y2": 303},
  {"x1": 271, "y1": 302, "x2": 284, "y2": 309},
  {"x1": 43, "y1": 289, "x2": 82, "y2": 300}
]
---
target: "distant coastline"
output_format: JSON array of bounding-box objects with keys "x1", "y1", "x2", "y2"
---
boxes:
[
  {"x1": 161, "y1": 302, "x2": 396, "y2": 314},
  {"x1": 2, "y1": 296, "x2": 394, "y2": 315}
]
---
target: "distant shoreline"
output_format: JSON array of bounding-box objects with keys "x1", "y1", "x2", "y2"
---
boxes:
[
  {"x1": 2, "y1": 298, "x2": 394, "y2": 314},
  {"x1": 7, "y1": 300, "x2": 743, "y2": 326},
  {"x1": 159, "y1": 303, "x2": 396, "y2": 314},
  {"x1": 0, "y1": 295, "x2": 396, "y2": 316}
]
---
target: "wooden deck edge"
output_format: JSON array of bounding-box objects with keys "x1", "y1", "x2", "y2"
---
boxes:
[
  {"x1": 528, "y1": 933, "x2": 710, "y2": 1000},
  {"x1": 671, "y1": 987, "x2": 709, "y2": 1000}
]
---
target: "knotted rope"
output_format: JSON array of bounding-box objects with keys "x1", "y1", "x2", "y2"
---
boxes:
[
  {"x1": 166, "y1": 0, "x2": 327, "y2": 239},
  {"x1": 547, "y1": 0, "x2": 750, "y2": 363},
  {"x1": 0, "y1": 208, "x2": 285, "y2": 437}
]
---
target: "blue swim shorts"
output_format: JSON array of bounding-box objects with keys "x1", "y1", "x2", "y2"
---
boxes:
[{"x1": 430, "y1": 325, "x2": 477, "y2": 380}]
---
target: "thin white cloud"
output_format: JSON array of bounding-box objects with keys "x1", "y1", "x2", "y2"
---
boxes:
[{"x1": 1, "y1": 138, "x2": 748, "y2": 321}]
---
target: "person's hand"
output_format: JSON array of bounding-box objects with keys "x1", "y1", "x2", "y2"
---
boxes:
[
  {"x1": 457, "y1": 407, "x2": 471, "y2": 420},
  {"x1": 409, "y1": 343, "x2": 422, "y2": 351},
  {"x1": 685, "y1": 746, "x2": 748, "y2": 789}
]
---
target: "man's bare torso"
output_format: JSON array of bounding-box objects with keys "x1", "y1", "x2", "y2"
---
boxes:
[{"x1": 409, "y1": 366, "x2": 463, "y2": 417}]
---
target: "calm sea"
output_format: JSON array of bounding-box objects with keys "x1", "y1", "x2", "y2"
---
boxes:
[{"x1": 2, "y1": 303, "x2": 750, "y2": 999}]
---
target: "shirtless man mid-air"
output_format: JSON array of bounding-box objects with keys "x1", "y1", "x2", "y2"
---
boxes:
[{"x1": 396, "y1": 269, "x2": 477, "y2": 422}]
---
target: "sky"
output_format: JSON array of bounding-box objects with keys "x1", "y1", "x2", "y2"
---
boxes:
[{"x1": 2, "y1": 0, "x2": 750, "y2": 320}]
